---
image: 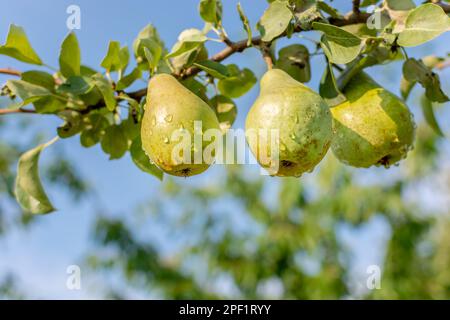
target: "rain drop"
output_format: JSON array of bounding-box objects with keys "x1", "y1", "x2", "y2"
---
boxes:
[{"x1": 165, "y1": 114, "x2": 173, "y2": 123}]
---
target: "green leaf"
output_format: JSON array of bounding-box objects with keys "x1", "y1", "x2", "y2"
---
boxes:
[
  {"x1": 319, "y1": 62, "x2": 346, "y2": 106},
  {"x1": 166, "y1": 30, "x2": 207, "y2": 59},
  {"x1": 276, "y1": 44, "x2": 311, "y2": 83},
  {"x1": 92, "y1": 74, "x2": 116, "y2": 111},
  {"x1": 210, "y1": 95, "x2": 237, "y2": 132},
  {"x1": 80, "y1": 114, "x2": 109, "y2": 147},
  {"x1": 116, "y1": 68, "x2": 142, "y2": 91},
  {"x1": 141, "y1": 40, "x2": 163, "y2": 72},
  {"x1": 341, "y1": 23, "x2": 378, "y2": 38},
  {"x1": 420, "y1": 95, "x2": 444, "y2": 137},
  {"x1": 133, "y1": 24, "x2": 167, "y2": 72},
  {"x1": 119, "y1": 46, "x2": 130, "y2": 72},
  {"x1": 57, "y1": 110, "x2": 83, "y2": 139},
  {"x1": 361, "y1": 0, "x2": 380, "y2": 6},
  {"x1": 313, "y1": 22, "x2": 362, "y2": 64},
  {"x1": 21, "y1": 71, "x2": 55, "y2": 91},
  {"x1": 130, "y1": 138, "x2": 163, "y2": 180},
  {"x1": 80, "y1": 65, "x2": 98, "y2": 76},
  {"x1": 167, "y1": 42, "x2": 204, "y2": 59},
  {"x1": 397, "y1": 4, "x2": 450, "y2": 47},
  {"x1": 6, "y1": 80, "x2": 51, "y2": 107},
  {"x1": 181, "y1": 78, "x2": 209, "y2": 103},
  {"x1": 194, "y1": 60, "x2": 229, "y2": 79},
  {"x1": 101, "y1": 41, "x2": 129, "y2": 73},
  {"x1": 400, "y1": 76, "x2": 415, "y2": 101},
  {"x1": 403, "y1": 58, "x2": 449, "y2": 103},
  {"x1": 101, "y1": 125, "x2": 128, "y2": 160},
  {"x1": 15, "y1": 137, "x2": 58, "y2": 214},
  {"x1": 0, "y1": 24, "x2": 42, "y2": 65},
  {"x1": 59, "y1": 32, "x2": 81, "y2": 78},
  {"x1": 237, "y1": 3, "x2": 252, "y2": 46},
  {"x1": 33, "y1": 97, "x2": 66, "y2": 114},
  {"x1": 170, "y1": 45, "x2": 207, "y2": 74},
  {"x1": 199, "y1": 0, "x2": 222, "y2": 25},
  {"x1": 217, "y1": 64, "x2": 257, "y2": 98},
  {"x1": 57, "y1": 76, "x2": 94, "y2": 95},
  {"x1": 317, "y1": 1, "x2": 343, "y2": 19},
  {"x1": 258, "y1": 0, "x2": 293, "y2": 42}
]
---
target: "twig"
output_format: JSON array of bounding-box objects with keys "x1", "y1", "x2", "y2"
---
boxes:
[
  {"x1": 436, "y1": 59, "x2": 450, "y2": 70},
  {"x1": 0, "y1": 68, "x2": 22, "y2": 77},
  {"x1": 260, "y1": 45, "x2": 274, "y2": 70},
  {"x1": 352, "y1": 0, "x2": 361, "y2": 15},
  {"x1": 0, "y1": 108, "x2": 36, "y2": 115}
]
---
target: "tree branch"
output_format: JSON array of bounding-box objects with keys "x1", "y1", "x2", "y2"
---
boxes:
[
  {"x1": 352, "y1": 0, "x2": 361, "y2": 15},
  {"x1": 0, "y1": 68, "x2": 22, "y2": 77},
  {"x1": 0, "y1": 108, "x2": 35, "y2": 115},
  {"x1": 127, "y1": 11, "x2": 374, "y2": 100}
]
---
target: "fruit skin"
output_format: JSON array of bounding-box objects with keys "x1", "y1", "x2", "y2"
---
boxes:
[
  {"x1": 141, "y1": 74, "x2": 221, "y2": 177},
  {"x1": 245, "y1": 68, "x2": 333, "y2": 177},
  {"x1": 331, "y1": 72, "x2": 415, "y2": 168}
]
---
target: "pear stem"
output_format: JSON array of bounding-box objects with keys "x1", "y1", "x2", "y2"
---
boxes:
[{"x1": 260, "y1": 46, "x2": 274, "y2": 70}]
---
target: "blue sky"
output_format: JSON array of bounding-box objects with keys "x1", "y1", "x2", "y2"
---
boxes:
[{"x1": 0, "y1": 0, "x2": 449, "y2": 299}]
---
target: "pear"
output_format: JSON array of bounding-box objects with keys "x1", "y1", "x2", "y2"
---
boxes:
[
  {"x1": 331, "y1": 72, "x2": 415, "y2": 168},
  {"x1": 245, "y1": 69, "x2": 332, "y2": 177},
  {"x1": 141, "y1": 74, "x2": 221, "y2": 177}
]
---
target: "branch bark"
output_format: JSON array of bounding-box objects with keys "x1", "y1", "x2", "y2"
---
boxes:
[
  {"x1": 0, "y1": 68, "x2": 21, "y2": 77},
  {"x1": 127, "y1": 11, "x2": 374, "y2": 100},
  {"x1": 352, "y1": 0, "x2": 361, "y2": 15},
  {"x1": 0, "y1": 108, "x2": 35, "y2": 115}
]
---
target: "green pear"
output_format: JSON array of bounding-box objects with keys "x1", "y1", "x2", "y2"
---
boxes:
[
  {"x1": 141, "y1": 74, "x2": 221, "y2": 177},
  {"x1": 245, "y1": 69, "x2": 332, "y2": 177},
  {"x1": 331, "y1": 72, "x2": 415, "y2": 168}
]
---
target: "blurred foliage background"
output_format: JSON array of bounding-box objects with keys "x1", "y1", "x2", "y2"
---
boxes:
[{"x1": 1, "y1": 114, "x2": 449, "y2": 299}]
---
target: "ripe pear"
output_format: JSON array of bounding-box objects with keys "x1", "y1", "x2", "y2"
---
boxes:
[
  {"x1": 245, "y1": 69, "x2": 332, "y2": 177},
  {"x1": 331, "y1": 72, "x2": 415, "y2": 168},
  {"x1": 141, "y1": 74, "x2": 221, "y2": 177}
]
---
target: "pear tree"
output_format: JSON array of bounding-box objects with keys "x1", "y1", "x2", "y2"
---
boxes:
[{"x1": 0, "y1": 0, "x2": 449, "y2": 214}]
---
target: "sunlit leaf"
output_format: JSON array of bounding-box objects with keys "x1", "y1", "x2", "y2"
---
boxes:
[
  {"x1": 0, "y1": 24, "x2": 42, "y2": 65},
  {"x1": 258, "y1": 0, "x2": 293, "y2": 42},
  {"x1": 15, "y1": 137, "x2": 58, "y2": 214},
  {"x1": 397, "y1": 4, "x2": 450, "y2": 47},
  {"x1": 313, "y1": 22, "x2": 362, "y2": 64},
  {"x1": 194, "y1": 60, "x2": 229, "y2": 79},
  {"x1": 59, "y1": 32, "x2": 81, "y2": 78},
  {"x1": 21, "y1": 71, "x2": 55, "y2": 91},
  {"x1": 6, "y1": 80, "x2": 51, "y2": 107},
  {"x1": 92, "y1": 74, "x2": 116, "y2": 111}
]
